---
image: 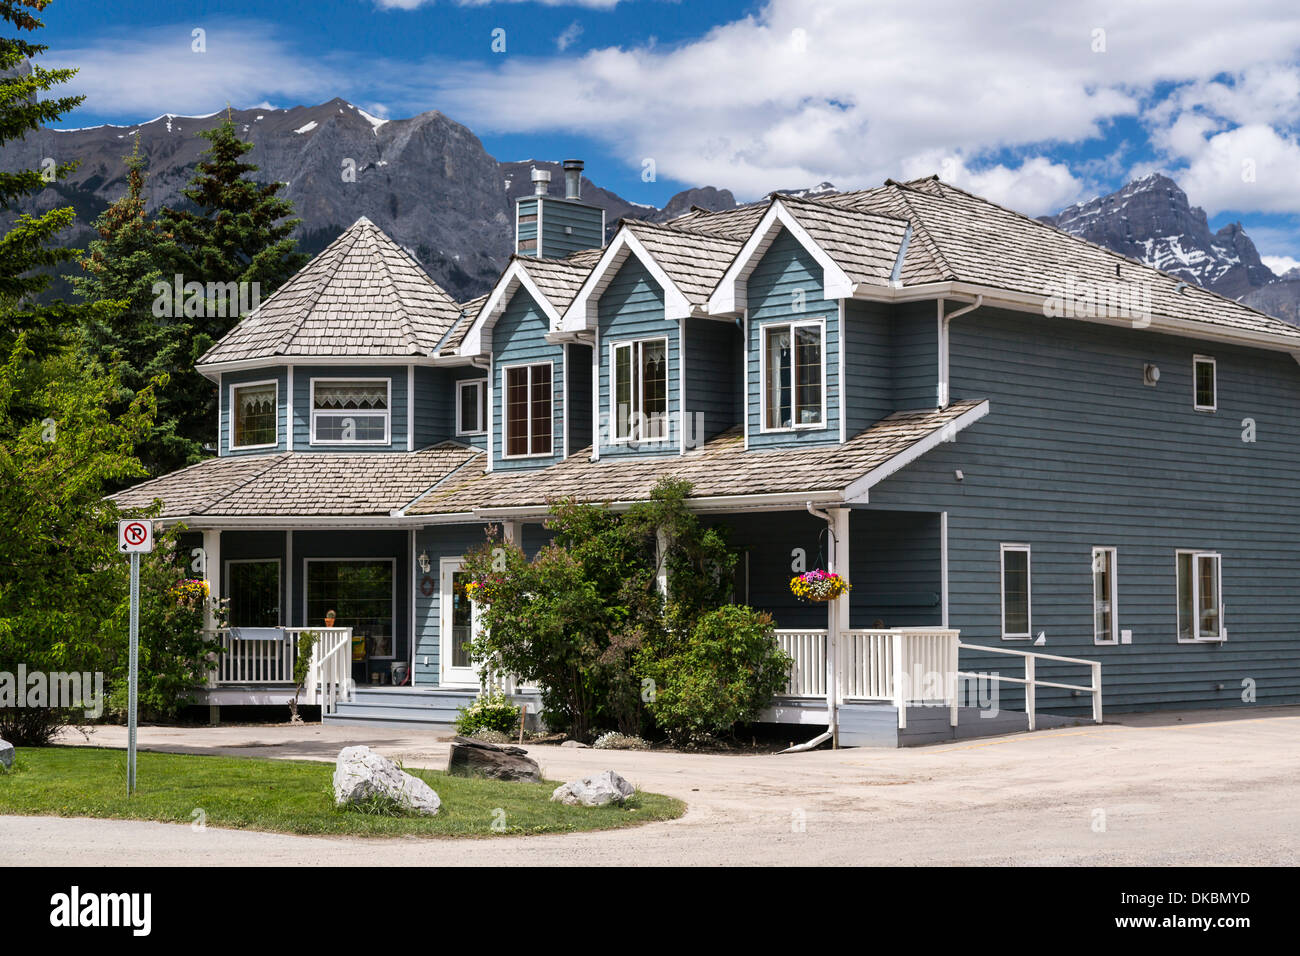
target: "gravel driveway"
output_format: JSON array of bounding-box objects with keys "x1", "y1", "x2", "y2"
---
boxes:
[{"x1": 3, "y1": 706, "x2": 1297, "y2": 866}]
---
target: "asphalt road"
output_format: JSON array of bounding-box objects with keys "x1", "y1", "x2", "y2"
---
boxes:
[{"x1": 3, "y1": 706, "x2": 1297, "y2": 865}]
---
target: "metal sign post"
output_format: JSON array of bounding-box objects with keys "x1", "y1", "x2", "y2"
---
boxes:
[{"x1": 118, "y1": 519, "x2": 154, "y2": 796}]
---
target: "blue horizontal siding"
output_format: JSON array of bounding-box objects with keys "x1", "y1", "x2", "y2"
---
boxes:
[
  {"x1": 492, "y1": 287, "x2": 564, "y2": 471},
  {"x1": 291, "y1": 364, "x2": 409, "y2": 452},
  {"x1": 746, "y1": 227, "x2": 840, "y2": 447}
]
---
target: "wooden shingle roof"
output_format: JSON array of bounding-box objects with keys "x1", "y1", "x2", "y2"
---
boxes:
[{"x1": 198, "y1": 218, "x2": 463, "y2": 367}]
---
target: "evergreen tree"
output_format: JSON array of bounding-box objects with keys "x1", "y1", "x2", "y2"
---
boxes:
[
  {"x1": 0, "y1": 0, "x2": 116, "y2": 357},
  {"x1": 154, "y1": 117, "x2": 308, "y2": 453},
  {"x1": 73, "y1": 143, "x2": 200, "y2": 475}
]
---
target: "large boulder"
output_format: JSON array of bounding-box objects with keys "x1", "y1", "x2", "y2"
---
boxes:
[
  {"x1": 0, "y1": 738, "x2": 13, "y2": 769},
  {"x1": 551, "y1": 770, "x2": 635, "y2": 807},
  {"x1": 447, "y1": 735, "x2": 542, "y2": 783},
  {"x1": 332, "y1": 745, "x2": 440, "y2": 816}
]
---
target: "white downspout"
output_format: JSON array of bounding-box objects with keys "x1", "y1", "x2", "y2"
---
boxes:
[
  {"x1": 938, "y1": 295, "x2": 982, "y2": 409},
  {"x1": 800, "y1": 501, "x2": 840, "y2": 749}
]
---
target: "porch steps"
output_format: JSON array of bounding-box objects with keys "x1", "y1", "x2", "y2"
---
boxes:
[
  {"x1": 322, "y1": 687, "x2": 545, "y2": 733},
  {"x1": 839, "y1": 702, "x2": 1089, "y2": 748}
]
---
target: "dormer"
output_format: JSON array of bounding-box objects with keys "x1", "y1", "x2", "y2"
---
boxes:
[
  {"x1": 515, "y1": 160, "x2": 605, "y2": 259},
  {"x1": 708, "y1": 196, "x2": 912, "y2": 448},
  {"x1": 559, "y1": 221, "x2": 743, "y2": 460}
]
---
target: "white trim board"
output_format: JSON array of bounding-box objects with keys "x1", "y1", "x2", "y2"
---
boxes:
[
  {"x1": 842, "y1": 399, "x2": 991, "y2": 502},
  {"x1": 460, "y1": 259, "x2": 563, "y2": 357},
  {"x1": 561, "y1": 228, "x2": 693, "y2": 332}
]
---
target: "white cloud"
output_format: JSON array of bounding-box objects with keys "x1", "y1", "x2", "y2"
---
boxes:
[
  {"x1": 1262, "y1": 255, "x2": 1300, "y2": 276},
  {"x1": 556, "y1": 21, "x2": 583, "y2": 52}
]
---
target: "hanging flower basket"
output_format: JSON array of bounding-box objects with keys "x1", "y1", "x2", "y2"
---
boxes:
[{"x1": 790, "y1": 570, "x2": 850, "y2": 602}]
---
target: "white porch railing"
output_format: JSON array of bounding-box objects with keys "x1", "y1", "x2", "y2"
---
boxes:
[
  {"x1": 775, "y1": 627, "x2": 1101, "y2": 731},
  {"x1": 301, "y1": 627, "x2": 355, "y2": 715},
  {"x1": 204, "y1": 627, "x2": 354, "y2": 710}
]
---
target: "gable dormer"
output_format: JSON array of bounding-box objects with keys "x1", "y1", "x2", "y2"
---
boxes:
[{"x1": 560, "y1": 222, "x2": 742, "y2": 460}]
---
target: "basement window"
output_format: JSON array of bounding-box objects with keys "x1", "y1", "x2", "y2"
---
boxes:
[
  {"x1": 1193, "y1": 355, "x2": 1216, "y2": 411},
  {"x1": 1000, "y1": 544, "x2": 1031, "y2": 640},
  {"x1": 310, "y1": 379, "x2": 390, "y2": 445},
  {"x1": 1177, "y1": 550, "x2": 1224, "y2": 642}
]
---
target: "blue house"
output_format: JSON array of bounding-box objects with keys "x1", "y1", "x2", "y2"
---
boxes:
[{"x1": 114, "y1": 166, "x2": 1300, "y2": 746}]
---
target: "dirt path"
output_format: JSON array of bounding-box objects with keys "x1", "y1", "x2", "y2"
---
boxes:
[{"x1": 3, "y1": 707, "x2": 1297, "y2": 865}]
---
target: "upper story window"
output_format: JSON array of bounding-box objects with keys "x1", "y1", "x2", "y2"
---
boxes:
[
  {"x1": 762, "y1": 321, "x2": 824, "y2": 430},
  {"x1": 1193, "y1": 356, "x2": 1216, "y2": 411},
  {"x1": 1000, "y1": 543, "x2": 1031, "y2": 640},
  {"x1": 611, "y1": 337, "x2": 668, "y2": 442},
  {"x1": 310, "y1": 378, "x2": 390, "y2": 445},
  {"x1": 230, "y1": 380, "x2": 278, "y2": 450},
  {"x1": 503, "y1": 362, "x2": 552, "y2": 458},
  {"x1": 457, "y1": 379, "x2": 487, "y2": 436}
]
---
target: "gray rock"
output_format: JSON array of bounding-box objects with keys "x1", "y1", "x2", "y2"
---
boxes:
[
  {"x1": 332, "y1": 745, "x2": 440, "y2": 816},
  {"x1": 560, "y1": 740, "x2": 589, "y2": 749},
  {"x1": 551, "y1": 770, "x2": 635, "y2": 807},
  {"x1": 447, "y1": 736, "x2": 541, "y2": 783},
  {"x1": 0, "y1": 738, "x2": 13, "y2": 769}
]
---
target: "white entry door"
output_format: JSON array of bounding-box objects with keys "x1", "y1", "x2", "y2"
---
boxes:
[{"x1": 440, "y1": 559, "x2": 479, "y2": 686}]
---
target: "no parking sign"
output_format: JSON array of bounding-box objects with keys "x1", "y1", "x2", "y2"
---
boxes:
[{"x1": 118, "y1": 519, "x2": 154, "y2": 553}]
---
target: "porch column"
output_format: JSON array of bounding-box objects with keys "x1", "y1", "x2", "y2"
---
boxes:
[
  {"x1": 827, "y1": 507, "x2": 850, "y2": 748},
  {"x1": 285, "y1": 530, "x2": 293, "y2": 627},
  {"x1": 202, "y1": 529, "x2": 221, "y2": 631},
  {"x1": 502, "y1": 520, "x2": 521, "y2": 547}
]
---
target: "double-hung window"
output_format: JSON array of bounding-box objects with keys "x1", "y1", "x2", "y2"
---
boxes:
[
  {"x1": 763, "y1": 321, "x2": 824, "y2": 430},
  {"x1": 503, "y1": 363, "x2": 553, "y2": 457},
  {"x1": 610, "y1": 337, "x2": 668, "y2": 442},
  {"x1": 456, "y1": 379, "x2": 487, "y2": 436},
  {"x1": 311, "y1": 379, "x2": 390, "y2": 444},
  {"x1": 1092, "y1": 547, "x2": 1118, "y2": 645},
  {"x1": 1000, "y1": 544, "x2": 1031, "y2": 639},
  {"x1": 230, "y1": 381, "x2": 278, "y2": 450},
  {"x1": 1177, "y1": 550, "x2": 1224, "y2": 642}
]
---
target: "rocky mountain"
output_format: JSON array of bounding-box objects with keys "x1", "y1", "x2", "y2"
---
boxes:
[
  {"x1": 1041, "y1": 173, "x2": 1300, "y2": 323},
  {"x1": 2, "y1": 97, "x2": 737, "y2": 301}
]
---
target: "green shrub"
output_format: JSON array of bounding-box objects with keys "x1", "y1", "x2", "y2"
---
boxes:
[
  {"x1": 639, "y1": 605, "x2": 791, "y2": 746},
  {"x1": 454, "y1": 692, "x2": 522, "y2": 737}
]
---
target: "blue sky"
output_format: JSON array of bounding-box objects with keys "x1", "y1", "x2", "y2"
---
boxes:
[{"x1": 37, "y1": 0, "x2": 1300, "y2": 270}]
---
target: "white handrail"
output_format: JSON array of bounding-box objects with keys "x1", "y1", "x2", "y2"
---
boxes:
[
  {"x1": 303, "y1": 627, "x2": 355, "y2": 715},
  {"x1": 956, "y1": 641, "x2": 1103, "y2": 729}
]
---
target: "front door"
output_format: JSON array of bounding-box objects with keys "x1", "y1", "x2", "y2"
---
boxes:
[{"x1": 440, "y1": 559, "x2": 478, "y2": 686}]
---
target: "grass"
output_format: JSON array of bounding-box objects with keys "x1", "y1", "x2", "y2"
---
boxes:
[{"x1": 0, "y1": 747, "x2": 684, "y2": 838}]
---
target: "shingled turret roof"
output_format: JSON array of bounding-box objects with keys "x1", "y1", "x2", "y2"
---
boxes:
[{"x1": 197, "y1": 217, "x2": 462, "y2": 368}]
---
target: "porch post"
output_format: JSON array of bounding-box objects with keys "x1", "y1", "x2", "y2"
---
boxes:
[
  {"x1": 828, "y1": 507, "x2": 850, "y2": 748},
  {"x1": 203, "y1": 529, "x2": 221, "y2": 631},
  {"x1": 285, "y1": 530, "x2": 293, "y2": 627}
]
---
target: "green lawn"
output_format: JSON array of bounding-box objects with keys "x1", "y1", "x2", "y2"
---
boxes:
[{"x1": 0, "y1": 747, "x2": 684, "y2": 838}]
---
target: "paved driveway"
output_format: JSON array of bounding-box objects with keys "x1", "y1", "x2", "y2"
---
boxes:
[{"x1": 3, "y1": 707, "x2": 1297, "y2": 865}]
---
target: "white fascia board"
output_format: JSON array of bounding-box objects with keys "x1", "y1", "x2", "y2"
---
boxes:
[
  {"x1": 851, "y1": 279, "x2": 1300, "y2": 356},
  {"x1": 196, "y1": 353, "x2": 445, "y2": 381},
  {"x1": 842, "y1": 400, "x2": 991, "y2": 503},
  {"x1": 707, "y1": 199, "x2": 853, "y2": 317},
  {"x1": 460, "y1": 260, "x2": 562, "y2": 357},
  {"x1": 472, "y1": 488, "x2": 844, "y2": 520},
  {"x1": 561, "y1": 228, "x2": 692, "y2": 332},
  {"x1": 152, "y1": 512, "x2": 479, "y2": 531}
]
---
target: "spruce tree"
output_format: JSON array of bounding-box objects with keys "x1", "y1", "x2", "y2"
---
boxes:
[
  {"x1": 73, "y1": 142, "x2": 200, "y2": 475},
  {"x1": 155, "y1": 116, "x2": 309, "y2": 453}
]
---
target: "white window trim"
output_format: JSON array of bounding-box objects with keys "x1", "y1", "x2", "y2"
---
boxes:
[
  {"x1": 1176, "y1": 549, "x2": 1226, "y2": 643},
  {"x1": 228, "y1": 378, "x2": 280, "y2": 451},
  {"x1": 607, "y1": 335, "x2": 671, "y2": 445},
  {"x1": 757, "y1": 317, "x2": 828, "y2": 434},
  {"x1": 303, "y1": 556, "x2": 398, "y2": 660},
  {"x1": 1000, "y1": 543, "x2": 1032, "y2": 640},
  {"x1": 309, "y1": 377, "x2": 392, "y2": 446},
  {"x1": 1091, "y1": 547, "x2": 1119, "y2": 646},
  {"x1": 500, "y1": 360, "x2": 555, "y2": 459},
  {"x1": 455, "y1": 378, "x2": 487, "y2": 437},
  {"x1": 224, "y1": 557, "x2": 282, "y2": 628},
  {"x1": 1192, "y1": 355, "x2": 1217, "y2": 412}
]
